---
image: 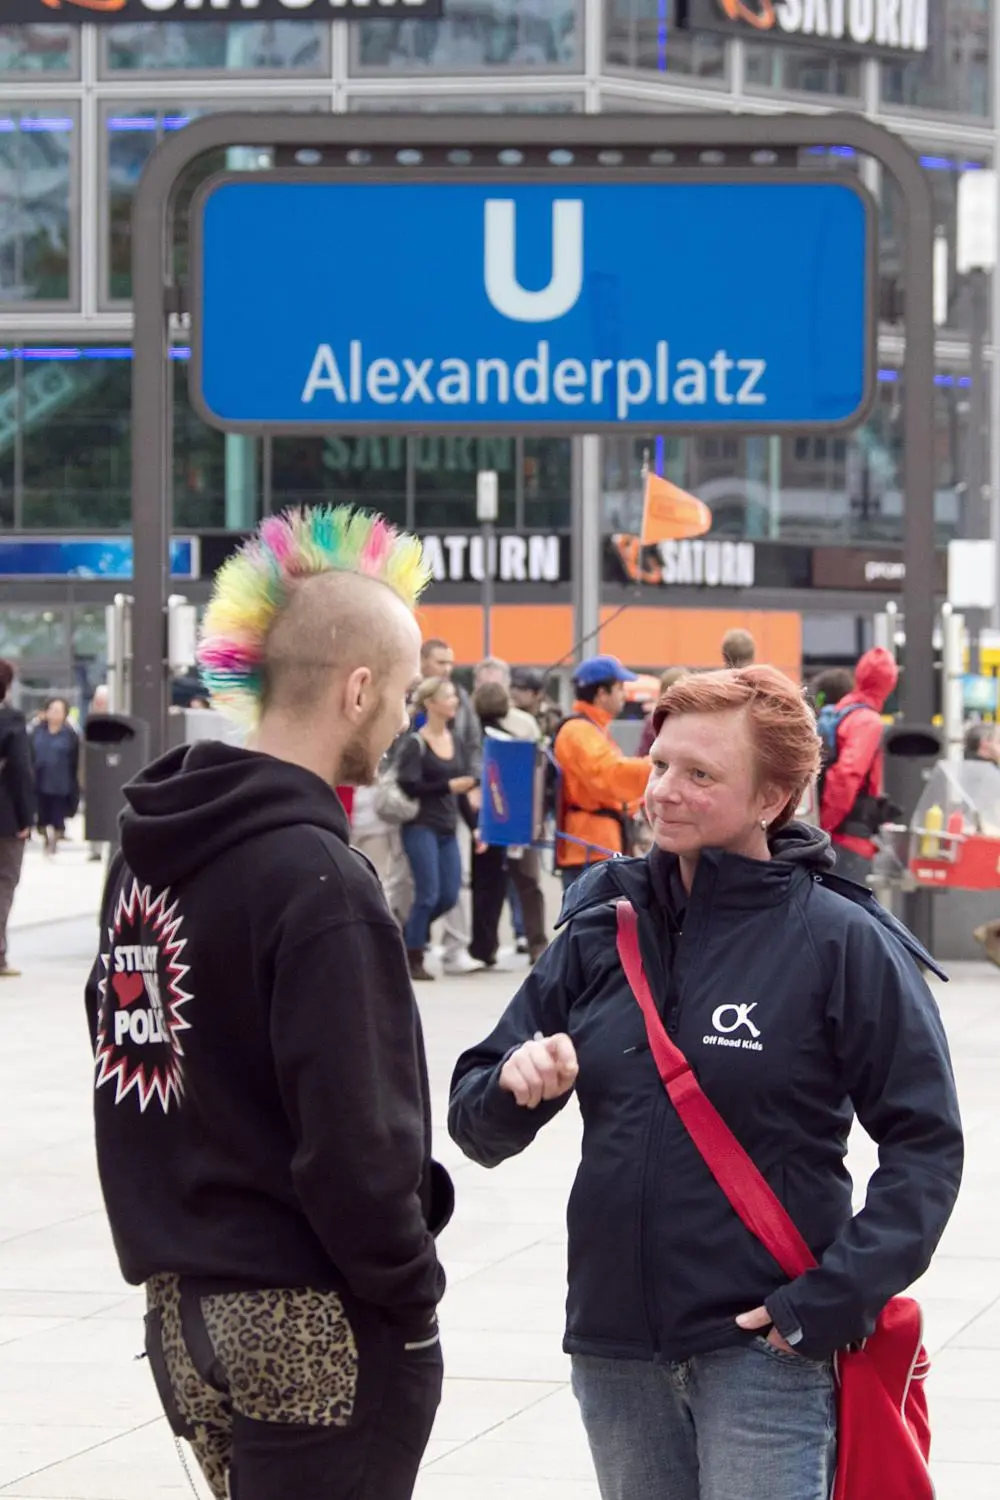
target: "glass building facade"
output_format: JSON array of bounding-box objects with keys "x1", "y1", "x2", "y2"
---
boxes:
[{"x1": 0, "y1": 2, "x2": 995, "y2": 675}]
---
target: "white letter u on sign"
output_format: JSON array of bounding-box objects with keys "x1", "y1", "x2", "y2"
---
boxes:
[{"x1": 483, "y1": 199, "x2": 583, "y2": 323}]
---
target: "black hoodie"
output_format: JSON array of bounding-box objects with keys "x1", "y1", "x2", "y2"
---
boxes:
[
  {"x1": 450, "y1": 825, "x2": 962, "y2": 1362},
  {"x1": 85, "y1": 740, "x2": 451, "y2": 1328}
]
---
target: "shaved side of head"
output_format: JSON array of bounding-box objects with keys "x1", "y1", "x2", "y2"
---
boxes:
[{"x1": 262, "y1": 570, "x2": 418, "y2": 717}]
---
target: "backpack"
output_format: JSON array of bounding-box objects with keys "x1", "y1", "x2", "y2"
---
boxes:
[
  {"x1": 372, "y1": 734, "x2": 424, "y2": 826},
  {"x1": 542, "y1": 715, "x2": 584, "y2": 826},
  {"x1": 816, "y1": 702, "x2": 871, "y2": 800}
]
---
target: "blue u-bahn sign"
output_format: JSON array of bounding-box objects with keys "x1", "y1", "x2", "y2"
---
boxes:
[{"x1": 192, "y1": 176, "x2": 875, "y2": 433}]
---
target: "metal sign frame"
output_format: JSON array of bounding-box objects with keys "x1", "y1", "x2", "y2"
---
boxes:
[
  {"x1": 188, "y1": 166, "x2": 878, "y2": 436},
  {"x1": 132, "y1": 112, "x2": 937, "y2": 756}
]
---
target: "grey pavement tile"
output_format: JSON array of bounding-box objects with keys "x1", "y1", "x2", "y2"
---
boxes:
[
  {"x1": 930, "y1": 1463, "x2": 1000, "y2": 1500},
  {"x1": 0, "y1": 1427, "x2": 126, "y2": 1490},
  {"x1": 0, "y1": 1315, "x2": 77, "y2": 1348},
  {"x1": 415, "y1": 1478, "x2": 600, "y2": 1500},
  {"x1": 427, "y1": 1435, "x2": 596, "y2": 1481},
  {"x1": 923, "y1": 1346, "x2": 1000, "y2": 1402},
  {"x1": 431, "y1": 1378, "x2": 565, "y2": 1444},
  {"x1": 0, "y1": 1431, "x2": 193, "y2": 1500}
]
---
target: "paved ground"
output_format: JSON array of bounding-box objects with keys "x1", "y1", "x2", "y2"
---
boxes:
[{"x1": 0, "y1": 834, "x2": 998, "y2": 1498}]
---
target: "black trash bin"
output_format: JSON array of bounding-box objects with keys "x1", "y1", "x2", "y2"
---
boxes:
[
  {"x1": 882, "y1": 721, "x2": 943, "y2": 827},
  {"x1": 882, "y1": 721, "x2": 943, "y2": 954},
  {"x1": 83, "y1": 714, "x2": 150, "y2": 843}
]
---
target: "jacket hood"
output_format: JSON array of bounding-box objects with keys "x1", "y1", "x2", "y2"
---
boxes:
[
  {"x1": 558, "y1": 820, "x2": 836, "y2": 926},
  {"x1": 120, "y1": 740, "x2": 349, "y2": 888},
  {"x1": 556, "y1": 819, "x2": 944, "y2": 980},
  {"x1": 852, "y1": 647, "x2": 898, "y2": 710}
]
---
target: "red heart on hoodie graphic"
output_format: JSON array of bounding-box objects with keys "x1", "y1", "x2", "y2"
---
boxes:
[{"x1": 112, "y1": 971, "x2": 144, "y2": 1008}]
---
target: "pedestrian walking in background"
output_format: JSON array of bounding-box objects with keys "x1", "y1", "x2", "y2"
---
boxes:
[
  {"x1": 450, "y1": 664, "x2": 962, "y2": 1500},
  {"x1": 86, "y1": 507, "x2": 452, "y2": 1500},
  {"x1": 638, "y1": 666, "x2": 690, "y2": 756},
  {"x1": 809, "y1": 667, "x2": 854, "y2": 713},
  {"x1": 553, "y1": 655, "x2": 649, "y2": 890},
  {"x1": 0, "y1": 660, "x2": 35, "y2": 977},
  {"x1": 721, "y1": 627, "x2": 756, "y2": 669},
  {"x1": 469, "y1": 681, "x2": 547, "y2": 969},
  {"x1": 31, "y1": 697, "x2": 79, "y2": 854},
  {"x1": 397, "y1": 676, "x2": 478, "y2": 981},
  {"x1": 418, "y1": 637, "x2": 483, "y2": 975},
  {"x1": 818, "y1": 647, "x2": 898, "y2": 884}
]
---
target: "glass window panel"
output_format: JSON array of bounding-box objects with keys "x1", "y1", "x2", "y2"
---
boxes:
[
  {"x1": 744, "y1": 42, "x2": 860, "y2": 98},
  {"x1": 881, "y1": 0, "x2": 990, "y2": 118},
  {"x1": 20, "y1": 355, "x2": 131, "y2": 530},
  {"x1": 600, "y1": 382, "x2": 970, "y2": 549},
  {"x1": 348, "y1": 93, "x2": 584, "y2": 111},
  {"x1": 0, "y1": 109, "x2": 75, "y2": 306},
  {"x1": 0, "y1": 359, "x2": 14, "y2": 529},
  {"x1": 103, "y1": 101, "x2": 324, "y2": 304},
  {"x1": 72, "y1": 606, "x2": 107, "y2": 661},
  {"x1": 879, "y1": 151, "x2": 990, "y2": 330},
  {"x1": 523, "y1": 438, "x2": 570, "y2": 528},
  {"x1": 174, "y1": 358, "x2": 231, "y2": 531},
  {"x1": 0, "y1": 608, "x2": 67, "y2": 664},
  {"x1": 271, "y1": 435, "x2": 408, "y2": 528},
  {"x1": 353, "y1": 0, "x2": 581, "y2": 74},
  {"x1": 0, "y1": 25, "x2": 75, "y2": 76},
  {"x1": 413, "y1": 436, "x2": 515, "y2": 527},
  {"x1": 103, "y1": 21, "x2": 328, "y2": 75},
  {"x1": 604, "y1": 0, "x2": 726, "y2": 81}
]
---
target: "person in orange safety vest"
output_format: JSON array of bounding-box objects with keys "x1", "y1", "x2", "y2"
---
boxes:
[{"x1": 553, "y1": 655, "x2": 650, "y2": 891}]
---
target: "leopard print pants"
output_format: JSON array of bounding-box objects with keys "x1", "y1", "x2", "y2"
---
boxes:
[{"x1": 145, "y1": 1275, "x2": 359, "y2": 1500}]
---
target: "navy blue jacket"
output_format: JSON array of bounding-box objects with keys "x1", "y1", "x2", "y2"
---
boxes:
[
  {"x1": 31, "y1": 723, "x2": 79, "y2": 801},
  {"x1": 449, "y1": 824, "x2": 963, "y2": 1363}
]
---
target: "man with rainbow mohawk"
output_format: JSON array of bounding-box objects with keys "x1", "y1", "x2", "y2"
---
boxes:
[{"x1": 86, "y1": 507, "x2": 453, "y2": 1500}]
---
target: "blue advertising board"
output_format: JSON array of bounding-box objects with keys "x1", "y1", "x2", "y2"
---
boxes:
[
  {"x1": 192, "y1": 177, "x2": 874, "y2": 433},
  {"x1": 0, "y1": 537, "x2": 199, "y2": 580}
]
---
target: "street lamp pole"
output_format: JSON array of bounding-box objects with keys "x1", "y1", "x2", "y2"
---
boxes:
[{"x1": 476, "y1": 470, "x2": 499, "y2": 660}]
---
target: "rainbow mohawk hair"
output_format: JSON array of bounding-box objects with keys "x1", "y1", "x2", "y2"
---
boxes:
[{"x1": 197, "y1": 506, "x2": 430, "y2": 721}]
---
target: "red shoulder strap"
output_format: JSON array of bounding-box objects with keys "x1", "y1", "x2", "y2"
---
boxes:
[{"x1": 615, "y1": 900, "x2": 816, "y2": 1282}]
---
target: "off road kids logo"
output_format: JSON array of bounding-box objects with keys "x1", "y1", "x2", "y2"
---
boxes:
[
  {"x1": 94, "y1": 879, "x2": 192, "y2": 1114},
  {"x1": 703, "y1": 1002, "x2": 764, "y2": 1053}
]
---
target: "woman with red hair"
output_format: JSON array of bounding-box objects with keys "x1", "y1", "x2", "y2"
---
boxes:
[{"x1": 449, "y1": 665, "x2": 962, "y2": 1500}]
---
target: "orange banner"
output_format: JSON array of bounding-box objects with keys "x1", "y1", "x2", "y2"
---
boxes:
[{"x1": 641, "y1": 473, "x2": 712, "y2": 546}]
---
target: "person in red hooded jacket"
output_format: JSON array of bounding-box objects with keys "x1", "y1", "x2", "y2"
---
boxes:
[{"x1": 819, "y1": 646, "x2": 899, "y2": 883}]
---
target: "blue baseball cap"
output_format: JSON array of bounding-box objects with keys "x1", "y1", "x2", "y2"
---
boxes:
[{"x1": 573, "y1": 655, "x2": 638, "y2": 688}]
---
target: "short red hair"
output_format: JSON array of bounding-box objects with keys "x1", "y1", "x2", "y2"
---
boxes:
[{"x1": 651, "y1": 666, "x2": 821, "y2": 830}]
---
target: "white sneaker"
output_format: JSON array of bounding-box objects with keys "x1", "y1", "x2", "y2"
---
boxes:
[{"x1": 442, "y1": 951, "x2": 487, "y2": 975}]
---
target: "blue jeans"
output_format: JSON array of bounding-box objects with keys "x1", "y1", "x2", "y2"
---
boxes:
[
  {"x1": 572, "y1": 1342, "x2": 836, "y2": 1500},
  {"x1": 508, "y1": 877, "x2": 525, "y2": 940},
  {"x1": 401, "y1": 825, "x2": 462, "y2": 951}
]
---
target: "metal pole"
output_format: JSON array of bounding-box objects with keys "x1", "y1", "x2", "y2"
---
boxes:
[
  {"x1": 481, "y1": 521, "x2": 493, "y2": 658},
  {"x1": 571, "y1": 435, "x2": 602, "y2": 665},
  {"x1": 966, "y1": 267, "x2": 990, "y2": 674},
  {"x1": 131, "y1": 151, "x2": 173, "y2": 759}
]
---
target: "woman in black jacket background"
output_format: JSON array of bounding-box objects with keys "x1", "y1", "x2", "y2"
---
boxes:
[
  {"x1": 0, "y1": 659, "x2": 35, "y2": 976},
  {"x1": 31, "y1": 697, "x2": 79, "y2": 854},
  {"x1": 397, "y1": 677, "x2": 477, "y2": 981}
]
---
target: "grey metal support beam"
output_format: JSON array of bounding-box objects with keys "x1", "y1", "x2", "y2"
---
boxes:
[
  {"x1": 132, "y1": 110, "x2": 937, "y2": 756},
  {"x1": 571, "y1": 435, "x2": 603, "y2": 665}
]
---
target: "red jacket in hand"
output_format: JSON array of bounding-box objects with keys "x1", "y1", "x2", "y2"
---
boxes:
[{"x1": 819, "y1": 647, "x2": 898, "y2": 860}]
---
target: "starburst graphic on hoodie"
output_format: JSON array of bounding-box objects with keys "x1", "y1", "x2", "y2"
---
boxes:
[{"x1": 94, "y1": 879, "x2": 193, "y2": 1114}]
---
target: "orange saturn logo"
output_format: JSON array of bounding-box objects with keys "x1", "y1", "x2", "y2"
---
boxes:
[
  {"x1": 40, "y1": 0, "x2": 128, "y2": 11},
  {"x1": 717, "y1": 0, "x2": 776, "y2": 27}
]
